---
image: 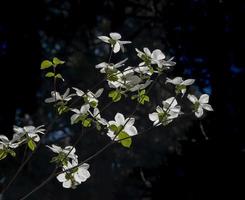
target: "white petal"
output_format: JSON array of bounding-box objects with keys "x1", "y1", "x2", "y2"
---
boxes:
[
  {"x1": 109, "y1": 32, "x2": 121, "y2": 40},
  {"x1": 71, "y1": 114, "x2": 80, "y2": 124},
  {"x1": 119, "y1": 40, "x2": 131, "y2": 44},
  {"x1": 95, "y1": 62, "x2": 108, "y2": 69},
  {"x1": 149, "y1": 113, "x2": 158, "y2": 122},
  {"x1": 195, "y1": 107, "x2": 204, "y2": 118},
  {"x1": 57, "y1": 173, "x2": 66, "y2": 182},
  {"x1": 80, "y1": 104, "x2": 90, "y2": 114},
  {"x1": 182, "y1": 79, "x2": 195, "y2": 86},
  {"x1": 156, "y1": 106, "x2": 163, "y2": 113},
  {"x1": 166, "y1": 77, "x2": 183, "y2": 85},
  {"x1": 44, "y1": 97, "x2": 55, "y2": 103},
  {"x1": 95, "y1": 88, "x2": 104, "y2": 98},
  {"x1": 202, "y1": 103, "x2": 213, "y2": 111},
  {"x1": 125, "y1": 126, "x2": 137, "y2": 136},
  {"x1": 115, "y1": 113, "x2": 125, "y2": 125},
  {"x1": 125, "y1": 118, "x2": 135, "y2": 128},
  {"x1": 151, "y1": 49, "x2": 165, "y2": 60},
  {"x1": 63, "y1": 180, "x2": 72, "y2": 188},
  {"x1": 143, "y1": 48, "x2": 151, "y2": 57},
  {"x1": 187, "y1": 94, "x2": 198, "y2": 104},
  {"x1": 199, "y1": 94, "x2": 209, "y2": 104},
  {"x1": 113, "y1": 42, "x2": 120, "y2": 53},
  {"x1": 72, "y1": 87, "x2": 84, "y2": 97},
  {"x1": 71, "y1": 108, "x2": 80, "y2": 114},
  {"x1": 98, "y1": 36, "x2": 110, "y2": 43}
]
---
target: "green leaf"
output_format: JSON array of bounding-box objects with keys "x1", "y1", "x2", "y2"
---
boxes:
[
  {"x1": 109, "y1": 124, "x2": 118, "y2": 132},
  {"x1": 53, "y1": 57, "x2": 65, "y2": 65},
  {"x1": 28, "y1": 139, "x2": 36, "y2": 151},
  {"x1": 45, "y1": 72, "x2": 55, "y2": 78},
  {"x1": 90, "y1": 101, "x2": 97, "y2": 108},
  {"x1": 118, "y1": 131, "x2": 132, "y2": 148},
  {"x1": 0, "y1": 149, "x2": 7, "y2": 160},
  {"x1": 109, "y1": 90, "x2": 121, "y2": 102},
  {"x1": 8, "y1": 149, "x2": 16, "y2": 157},
  {"x1": 55, "y1": 73, "x2": 64, "y2": 81},
  {"x1": 41, "y1": 60, "x2": 53, "y2": 69},
  {"x1": 82, "y1": 118, "x2": 92, "y2": 127},
  {"x1": 138, "y1": 94, "x2": 149, "y2": 105}
]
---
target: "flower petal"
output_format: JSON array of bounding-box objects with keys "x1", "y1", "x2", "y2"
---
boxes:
[
  {"x1": 187, "y1": 94, "x2": 198, "y2": 104},
  {"x1": 109, "y1": 32, "x2": 121, "y2": 40},
  {"x1": 115, "y1": 113, "x2": 125, "y2": 125},
  {"x1": 98, "y1": 36, "x2": 110, "y2": 43},
  {"x1": 199, "y1": 94, "x2": 209, "y2": 104},
  {"x1": 113, "y1": 42, "x2": 120, "y2": 53},
  {"x1": 149, "y1": 112, "x2": 158, "y2": 122},
  {"x1": 202, "y1": 103, "x2": 213, "y2": 111},
  {"x1": 195, "y1": 107, "x2": 204, "y2": 118},
  {"x1": 182, "y1": 79, "x2": 195, "y2": 86}
]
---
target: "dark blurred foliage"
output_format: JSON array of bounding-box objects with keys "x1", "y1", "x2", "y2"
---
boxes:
[{"x1": 1, "y1": 0, "x2": 245, "y2": 199}]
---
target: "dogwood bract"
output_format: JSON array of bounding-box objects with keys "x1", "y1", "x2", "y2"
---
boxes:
[
  {"x1": 165, "y1": 77, "x2": 195, "y2": 96},
  {"x1": 57, "y1": 160, "x2": 90, "y2": 188},
  {"x1": 45, "y1": 88, "x2": 74, "y2": 103},
  {"x1": 107, "y1": 113, "x2": 137, "y2": 140},
  {"x1": 187, "y1": 94, "x2": 213, "y2": 118},
  {"x1": 98, "y1": 32, "x2": 131, "y2": 53},
  {"x1": 149, "y1": 97, "x2": 181, "y2": 126}
]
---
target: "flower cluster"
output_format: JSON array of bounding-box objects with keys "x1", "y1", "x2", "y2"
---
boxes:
[
  {"x1": 47, "y1": 145, "x2": 90, "y2": 188},
  {"x1": 0, "y1": 125, "x2": 45, "y2": 160}
]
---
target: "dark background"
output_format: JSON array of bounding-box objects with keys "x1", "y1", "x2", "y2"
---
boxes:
[{"x1": 0, "y1": 0, "x2": 245, "y2": 199}]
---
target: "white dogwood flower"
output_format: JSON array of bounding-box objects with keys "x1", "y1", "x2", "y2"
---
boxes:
[
  {"x1": 107, "y1": 113, "x2": 137, "y2": 140},
  {"x1": 70, "y1": 104, "x2": 90, "y2": 125},
  {"x1": 46, "y1": 144, "x2": 78, "y2": 162},
  {"x1": 45, "y1": 88, "x2": 74, "y2": 103},
  {"x1": 149, "y1": 97, "x2": 181, "y2": 126},
  {"x1": 98, "y1": 32, "x2": 131, "y2": 53},
  {"x1": 136, "y1": 48, "x2": 176, "y2": 69},
  {"x1": 166, "y1": 77, "x2": 195, "y2": 95},
  {"x1": 13, "y1": 125, "x2": 45, "y2": 142},
  {"x1": 0, "y1": 135, "x2": 20, "y2": 149},
  {"x1": 88, "y1": 108, "x2": 108, "y2": 126},
  {"x1": 57, "y1": 160, "x2": 90, "y2": 188},
  {"x1": 72, "y1": 88, "x2": 104, "y2": 108},
  {"x1": 95, "y1": 58, "x2": 128, "y2": 73},
  {"x1": 187, "y1": 94, "x2": 213, "y2": 118}
]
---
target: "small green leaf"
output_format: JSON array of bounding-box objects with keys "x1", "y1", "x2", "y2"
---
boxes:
[
  {"x1": 53, "y1": 57, "x2": 65, "y2": 65},
  {"x1": 0, "y1": 149, "x2": 7, "y2": 160},
  {"x1": 28, "y1": 139, "x2": 36, "y2": 151},
  {"x1": 90, "y1": 101, "x2": 97, "y2": 108},
  {"x1": 55, "y1": 73, "x2": 64, "y2": 81},
  {"x1": 109, "y1": 124, "x2": 118, "y2": 132},
  {"x1": 45, "y1": 72, "x2": 55, "y2": 78},
  {"x1": 138, "y1": 94, "x2": 149, "y2": 105},
  {"x1": 82, "y1": 118, "x2": 92, "y2": 127},
  {"x1": 8, "y1": 149, "x2": 16, "y2": 157},
  {"x1": 109, "y1": 90, "x2": 121, "y2": 102},
  {"x1": 41, "y1": 60, "x2": 53, "y2": 69},
  {"x1": 118, "y1": 131, "x2": 132, "y2": 148}
]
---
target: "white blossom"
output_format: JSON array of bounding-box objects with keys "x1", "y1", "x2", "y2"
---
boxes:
[
  {"x1": 72, "y1": 88, "x2": 104, "y2": 108},
  {"x1": 149, "y1": 97, "x2": 181, "y2": 126},
  {"x1": 0, "y1": 135, "x2": 20, "y2": 150},
  {"x1": 88, "y1": 108, "x2": 108, "y2": 126},
  {"x1": 107, "y1": 113, "x2": 137, "y2": 140},
  {"x1": 136, "y1": 48, "x2": 176, "y2": 69},
  {"x1": 45, "y1": 88, "x2": 74, "y2": 103},
  {"x1": 166, "y1": 77, "x2": 195, "y2": 95},
  {"x1": 187, "y1": 94, "x2": 213, "y2": 118},
  {"x1": 57, "y1": 160, "x2": 90, "y2": 188},
  {"x1": 13, "y1": 125, "x2": 45, "y2": 142},
  {"x1": 98, "y1": 32, "x2": 131, "y2": 53},
  {"x1": 95, "y1": 58, "x2": 128, "y2": 73},
  {"x1": 46, "y1": 144, "x2": 78, "y2": 162},
  {"x1": 70, "y1": 104, "x2": 90, "y2": 125}
]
